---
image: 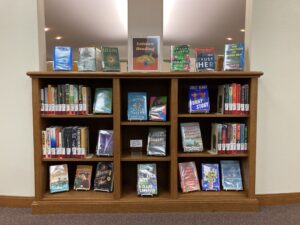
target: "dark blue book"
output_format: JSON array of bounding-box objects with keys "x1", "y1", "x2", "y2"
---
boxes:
[
  {"x1": 220, "y1": 160, "x2": 243, "y2": 191},
  {"x1": 127, "y1": 92, "x2": 147, "y2": 120},
  {"x1": 201, "y1": 163, "x2": 220, "y2": 191},
  {"x1": 195, "y1": 48, "x2": 215, "y2": 71},
  {"x1": 188, "y1": 85, "x2": 210, "y2": 113},
  {"x1": 223, "y1": 43, "x2": 244, "y2": 71},
  {"x1": 53, "y1": 46, "x2": 72, "y2": 71}
]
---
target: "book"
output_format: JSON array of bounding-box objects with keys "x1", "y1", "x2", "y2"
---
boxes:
[
  {"x1": 223, "y1": 43, "x2": 245, "y2": 71},
  {"x1": 201, "y1": 163, "x2": 220, "y2": 191},
  {"x1": 195, "y1": 48, "x2": 215, "y2": 71},
  {"x1": 101, "y1": 47, "x2": 120, "y2": 71},
  {"x1": 49, "y1": 164, "x2": 69, "y2": 193},
  {"x1": 96, "y1": 130, "x2": 114, "y2": 156},
  {"x1": 137, "y1": 163, "x2": 158, "y2": 196},
  {"x1": 178, "y1": 161, "x2": 200, "y2": 193},
  {"x1": 148, "y1": 96, "x2": 167, "y2": 121},
  {"x1": 78, "y1": 47, "x2": 101, "y2": 71},
  {"x1": 127, "y1": 92, "x2": 147, "y2": 120},
  {"x1": 217, "y1": 85, "x2": 225, "y2": 114},
  {"x1": 220, "y1": 160, "x2": 243, "y2": 190},
  {"x1": 188, "y1": 85, "x2": 210, "y2": 113},
  {"x1": 93, "y1": 88, "x2": 112, "y2": 114},
  {"x1": 53, "y1": 46, "x2": 72, "y2": 71},
  {"x1": 94, "y1": 162, "x2": 114, "y2": 192},
  {"x1": 180, "y1": 122, "x2": 204, "y2": 152},
  {"x1": 171, "y1": 45, "x2": 190, "y2": 71},
  {"x1": 128, "y1": 36, "x2": 160, "y2": 72},
  {"x1": 146, "y1": 128, "x2": 167, "y2": 156},
  {"x1": 216, "y1": 55, "x2": 224, "y2": 71},
  {"x1": 74, "y1": 165, "x2": 93, "y2": 191}
]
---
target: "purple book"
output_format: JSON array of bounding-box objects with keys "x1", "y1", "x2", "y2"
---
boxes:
[{"x1": 96, "y1": 130, "x2": 113, "y2": 156}]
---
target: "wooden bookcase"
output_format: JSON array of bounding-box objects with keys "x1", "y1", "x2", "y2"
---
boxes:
[{"x1": 27, "y1": 71, "x2": 263, "y2": 214}]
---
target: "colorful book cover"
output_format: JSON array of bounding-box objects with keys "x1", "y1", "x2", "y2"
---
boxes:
[
  {"x1": 127, "y1": 92, "x2": 147, "y2": 120},
  {"x1": 74, "y1": 165, "x2": 92, "y2": 191},
  {"x1": 195, "y1": 48, "x2": 215, "y2": 71},
  {"x1": 149, "y1": 96, "x2": 167, "y2": 121},
  {"x1": 188, "y1": 85, "x2": 210, "y2": 113},
  {"x1": 49, "y1": 164, "x2": 69, "y2": 193},
  {"x1": 94, "y1": 162, "x2": 114, "y2": 192},
  {"x1": 101, "y1": 47, "x2": 120, "y2": 71},
  {"x1": 96, "y1": 130, "x2": 114, "y2": 156},
  {"x1": 220, "y1": 160, "x2": 243, "y2": 191},
  {"x1": 53, "y1": 46, "x2": 72, "y2": 71},
  {"x1": 223, "y1": 43, "x2": 245, "y2": 71},
  {"x1": 129, "y1": 36, "x2": 160, "y2": 71},
  {"x1": 180, "y1": 122, "x2": 204, "y2": 152},
  {"x1": 137, "y1": 164, "x2": 158, "y2": 196},
  {"x1": 171, "y1": 45, "x2": 190, "y2": 71},
  {"x1": 93, "y1": 88, "x2": 112, "y2": 114},
  {"x1": 201, "y1": 163, "x2": 220, "y2": 191},
  {"x1": 78, "y1": 47, "x2": 101, "y2": 71},
  {"x1": 146, "y1": 127, "x2": 167, "y2": 156},
  {"x1": 178, "y1": 161, "x2": 200, "y2": 193}
]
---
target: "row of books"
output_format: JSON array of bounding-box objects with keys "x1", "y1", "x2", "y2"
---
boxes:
[
  {"x1": 179, "y1": 160, "x2": 243, "y2": 192},
  {"x1": 40, "y1": 85, "x2": 112, "y2": 115},
  {"x1": 49, "y1": 162, "x2": 113, "y2": 193}
]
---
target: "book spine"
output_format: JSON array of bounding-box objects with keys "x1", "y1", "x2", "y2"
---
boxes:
[
  {"x1": 78, "y1": 85, "x2": 83, "y2": 115},
  {"x1": 232, "y1": 123, "x2": 237, "y2": 153},
  {"x1": 41, "y1": 130, "x2": 46, "y2": 158},
  {"x1": 50, "y1": 127, "x2": 56, "y2": 158},
  {"x1": 65, "y1": 84, "x2": 70, "y2": 115},
  {"x1": 244, "y1": 84, "x2": 249, "y2": 114},
  {"x1": 232, "y1": 83, "x2": 237, "y2": 114},
  {"x1": 87, "y1": 87, "x2": 91, "y2": 114},
  {"x1": 61, "y1": 84, "x2": 66, "y2": 114},
  {"x1": 47, "y1": 85, "x2": 52, "y2": 114},
  {"x1": 217, "y1": 85, "x2": 224, "y2": 114},
  {"x1": 226, "y1": 124, "x2": 231, "y2": 154},
  {"x1": 221, "y1": 124, "x2": 227, "y2": 154},
  {"x1": 77, "y1": 127, "x2": 81, "y2": 158},
  {"x1": 73, "y1": 84, "x2": 79, "y2": 115},
  {"x1": 46, "y1": 128, "x2": 51, "y2": 158},
  {"x1": 224, "y1": 84, "x2": 229, "y2": 114},
  {"x1": 217, "y1": 124, "x2": 222, "y2": 154},
  {"x1": 44, "y1": 87, "x2": 48, "y2": 115},
  {"x1": 241, "y1": 85, "x2": 245, "y2": 114},
  {"x1": 61, "y1": 128, "x2": 65, "y2": 158},
  {"x1": 82, "y1": 86, "x2": 87, "y2": 115},
  {"x1": 55, "y1": 127, "x2": 61, "y2": 158},
  {"x1": 69, "y1": 84, "x2": 74, "y2": 115},
  {"x1": 71, "y1": 127, "x2": 77, "y2": 158},
  {"x1": 52, "y1": 86, "x2": 56, "y2": 115},
  {"x1": 236, "y1": 123, "x2": 241, "y2": 153},
  {"x1": 240, "y1": 123, "x2": 245, "y2": 151},
  {"x1": 40, "y1": 88, "x2": 44, "y2": 114},
  {"x1": 66, "y1": 127, "x2": 72, "y2": 158},
  {"x1": 81, "y1": 127, "x2": 86, "y2": 158},
  {"x1": 211, "y1": 123, "x2": 217, "y2": 153},
  {"x1": 236, "y1": 84, "x2": 241, "y2": 114},
  {"x1": 228, "y1": 84, "x2": 233, "y2": 114},
  {"x1": 57, "y1": 85, "x2": 62, "y2": 115},
  {"x1": 244, "y1": 125, "x2": 248, "y2": 152}
]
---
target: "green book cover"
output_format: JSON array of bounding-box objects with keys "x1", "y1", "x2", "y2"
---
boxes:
[
  {"x1": 101, "y1": 47, "x2": 120, "y2": 71},
  {"x1": 93, "y1": 88, "x2": 112, "y2": 114},
  {"x1": 171, "y1": 45, "x2": 190, "y2": 71}
]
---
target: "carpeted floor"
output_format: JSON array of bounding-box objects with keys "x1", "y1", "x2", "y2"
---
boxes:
[{"x1": 0, "y1": 204, "x2": 299, "y2": 225}]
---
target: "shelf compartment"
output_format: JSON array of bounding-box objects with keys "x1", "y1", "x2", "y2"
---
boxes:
[
  {"x1": 121, "y1": 121, "x2": 171, "y2": 126},
  {"x1": 177, "y1": 190, "x2": 248, "y2": 200},
  {"x1": 122, "y1": 152, "x2": 171, "y2": 161},
  {"x1": 177, "y1": 152, "x2": 248, "y2": 158},
  {"x1": 120, "y1": 187, "x2": 171, "y2": 201},
  {"x1": 41, "y1": 114, "x2": 113, "y2": 119},
  {"x1": 178, "y1": 114, "x2": 249, "y2": 118},
  {"x1": 42, "y1": 156, "x2": 114, "y2": 162}
]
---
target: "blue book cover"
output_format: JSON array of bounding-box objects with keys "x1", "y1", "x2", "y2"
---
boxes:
[
  {"x1": 49, "y1": 164, "x2": 69, "y2": 193},
  {"x1": 220, "y1": 160, "x2": 243, "y2": 190},
  {"x1": 137, "y1": 164, "x2": 157, "y2": 196},
  {"x1": 127, "y1": 92, "x2": 147, "y2": 120},
  {"x1": 201, "y1": 163, "x2": 220, "y2": 191},
  {"x1": 53, "y1": 46, "x2": 72, "y2": 71},
  {"x1": 188, "y1": 85, "x2": 210, "y2": 113},
  {"x1": 195, "y1": 48, "x2": 215, "y2": 71},
  {"x1": 223, "y1": 43, "x2": 244, "y2": 71}
]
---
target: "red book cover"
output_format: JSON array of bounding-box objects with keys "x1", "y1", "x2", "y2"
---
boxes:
[
  {"x1": 221, "y1": 124, "x2": 227, "y2": 154},
  {"x1": 179, "y1": 161, "x2": 200, "y2": 193},
  {"x1": 236, "y1": 84, "x2": 241, "y2": 114},
  {"x1": 236, "y1": 123, "x2": 241, "y2": 154},
  {"x1": 232, "y1": 83, "x2": 237, "y2": 114}
]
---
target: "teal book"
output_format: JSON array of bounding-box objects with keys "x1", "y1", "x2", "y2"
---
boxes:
[
  {"x1": 127, "y1": 92, "x2": 147, "y2": 121},
  {"x1": 101, "y1": 47, "x2": 121, "y2": 71},
  {"x1": 93, "y1": 88, "x2": 112, "y2": 114},
  {"x1": 49, "y1": 164, "x2": 69, "y2": 193}
]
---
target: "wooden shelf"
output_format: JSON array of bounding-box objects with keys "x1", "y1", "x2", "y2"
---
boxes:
[
  {"x1": 42, "y1": 156, "x2": 113, "y2": 162},
  {"x1": 121, "y1": 121, "x2": 171, "y2": 126},
  {"x1": 122, "y1": 152, "x2": 171, "y2": 161},
  {"x1": 177, "y1": 152, "x2": 248, "y2": 158},
  {"x1": 121, "y1": 188, "x2": 171, "y2": 201},
  {"x1": 41, "y1": 114, "x2": 113, "y2": 118},
  {"x1": 177, "y1": 190, "x2": 248, "y2": 200},
  {"x1": 178, "y1": 113, "x2": 249, "y2": 118}
]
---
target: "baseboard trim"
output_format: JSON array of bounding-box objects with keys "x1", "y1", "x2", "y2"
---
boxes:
[
  {"x1": 0, "y1": 196, "x2": 33, "y2": 208},
  {"x1": 257, "y1": 193, "x2": 300, "y2": 206}
]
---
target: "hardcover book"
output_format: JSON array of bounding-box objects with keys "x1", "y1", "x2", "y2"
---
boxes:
[
  {"x1": 220, "y1": 160, "x2": 243, "y2": 190},
  {"x1": 171, "y1": 45, "x2": 190, "y2": 71},
  {"x1": 137, "y1": 163, "x2": 158, "y2": 196},
  {"x1": 53, "y1": 46, "x2": 72, "y2": 71},
  {"x1": 146, "y1": 128, "x2": 167, "y2": 156},
  {"x1": 78, "y1": 47, "x2": 101, "y2": 71},
  {"x1": 188, "y1": 85, "x2": 210, "y2": 113},
  {"x1": 49, "y1": 164, "x2": 69, "y2": 193},
  {"x1": 148, "y1": 96, "x2": 167, "y2": 121},
  {"x1": 93, "y1": 88, "x2": 112, "y2": 114},
  {"x1": 96, "y1": 130, "x2": 114, "y2": 156},
  {"x1": 223, "y1": 43, "x2": 245, "y2": 71},
  {"x1": 94, "y1": 162, "x2": 114, "y2": 192},
  {"x1": 178, "y1": 161, "x2": 200, "y2": 193},
  {"x1": 201, "y1": 163, "x2": 220, "y2": 191},
  {"x1": 195, "y1": 48, "x2": 215, "y2": 71},
  {"x1": 180, "y1": 122, "x2": 204, "y2": 152},
  {"x1": 101, "y1": 47, "x2": 120, "y2": 71},
  {"x1": 74, "y1": 165, "x2": 93, "y2": 191},
  {"x1": 127, "y1": 92, "x2": 147, "y2": 120}
]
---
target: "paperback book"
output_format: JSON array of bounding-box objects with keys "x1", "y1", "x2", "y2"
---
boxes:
[
  {"x1": 180, "y1": 122, "x2": 204, "y2": 152},
  {"x1": 195, "y1": 48, "x2": 215, "y2": 71},
  {"x1": 93, "y1": 88, "x2": 112, "y2": 114},
  {"x1": 223, "y1": 43, "x2": 245, "y2": 71},
  {"x1": 220, "y1": 160, "x2": 243, "y2": 190},
  {"x1": 53, "y1": 46, "x2": 72, "y2": 71},
  {"x1": 101, "y1": 47, "x2": 120, "y2": 71},
  {"x1": 127, "y1": 92, "x2": 147, "y2": 120},
  {"x1": 137, "y1": 164, "x2": 158, "y2": 196},
  {"x1": 78, "y1": 47, "x2": 101, "y2": 71},
  {"x1": 146, "y1": 127, "x2": 167, "y2": 156},
  {"x1": 94, "y1": 162, "x2": 114, "y2": 192},
  {"x1": 201, "y1": 163, "x2": 220, "y2": 191},
  {"x1": 49, "y1": 164, "x2": 69, "y2": 193},
  {"x1": 188, "y1": 85, "x2": 210, "y2": 113},
  {"x1": 171, "y1": 45, "x2": 190, "y2": 71},
  {"x1": 96, "y1": 130, "x2": 114, "y2": 156},
  {"x1": 178, "y1": 161, "x2": 200, "y2": 193},
  {"x1": 74, "y1": 165, "x2": 93, "y2": 191},
  {"x1": 148, "y1": 96, "x2": 167, "y2": 121}
]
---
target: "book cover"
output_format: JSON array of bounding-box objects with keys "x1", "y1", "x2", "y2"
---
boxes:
[
  {"x1": 188, "y1": 85, "x2": 210, "y2": 113},
  {"x1": 101, "y1": 47, "x2": 120, "y2": 71},
  {"x1": 148, "y1": 96, "x2": 167, "y2": 121},
  {"x1": 223, "y1": 43, "x2": 245, "y2": 71},
  {"x1": 94, "y1": 162, "x2": 114, "y2": 192},
  {"x1": 127, "y1": 92, "x2": 147, "y2": 121},
  {"x1": 96, "y1": 130, "x2": 114, "y2": 156},
  {"x1": 180, "y1": 122, "x2": 204, "y2": 152},
  {"x1": 178, "y1": 161, "x2": 200, "y2": 193},
  {"x1": 195, "y1": 48, "x2": 215, "y2": 71},
  {"x1": 146, "y1": 127, "x2": 167, "y2": 156},
  {"x1": 53, "y1": 46, "x2": 72, "y2": 71},
  {"x1": 93, "y1": 88, "x2": 112, "y2": 114},
  {"x1": 220, "y1": 160, "x2": 243, "y2": 191},
  {"x1": 137, "y1": 163, "x2": 158, "y2": 196},
  {"x1": 201, "y1": 163, "x2": 220, "y2": 191},
  {"x1": 171, "y1": 45, "x2": 190, "y2": 71},
  {"x1": 74, "y1": 165, "x2": 93, "y2": 191},
  {"x1": 128, "y1": 36, "x2": 160, "y2": 72},
  {"x1": 78, "y1": 47, "x2": 101, "y2": 71},
  {"x1": 49, "y1": 164, "x2": 69, "y2": 193}
]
